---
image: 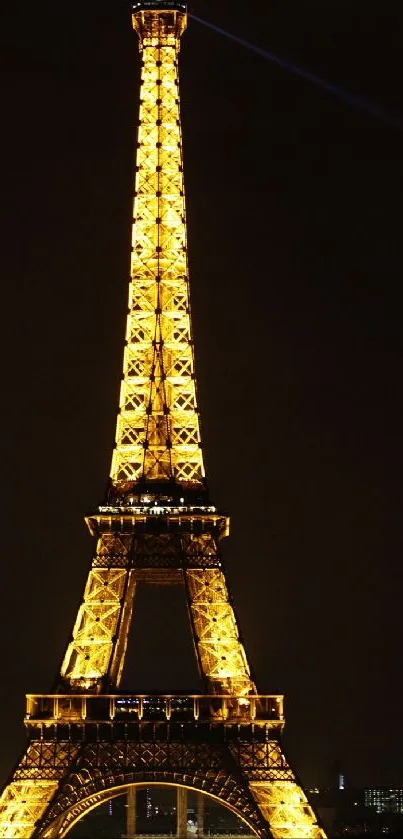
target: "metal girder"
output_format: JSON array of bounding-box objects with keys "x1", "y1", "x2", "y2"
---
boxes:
[
  {"x1": 60, "y1": 562, "x2": 136, "y2": 690},
  {"x1": 249, "y1": 782, "x2": 326, "y2": 839},
  {"x1": 0, "y1": 742, "x2": 80, "y2": 839},
  {"x1": 0, "y1": 782, "x2": 59, "y2": 839},
  {"x1": 186, "y1": 568, "x2": 255, "y2": 695}
]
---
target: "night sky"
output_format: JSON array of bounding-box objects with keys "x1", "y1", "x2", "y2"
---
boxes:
[{"x1": 1, "y1": 0, "x2": 402, "y2": 793}]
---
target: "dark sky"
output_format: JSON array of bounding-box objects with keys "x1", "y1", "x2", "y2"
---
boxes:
[{"x1": 0, "y1": 0, "x2": 402, "y2": 793}]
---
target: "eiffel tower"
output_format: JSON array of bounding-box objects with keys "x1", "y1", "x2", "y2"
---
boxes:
[{"x1": 0, "y1": 3, "x2": 327, "y2": 837}]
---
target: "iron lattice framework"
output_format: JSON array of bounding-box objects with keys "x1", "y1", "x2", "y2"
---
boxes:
[{"x1": 0, "y1": 3, "x2": 327, "y2": 838}]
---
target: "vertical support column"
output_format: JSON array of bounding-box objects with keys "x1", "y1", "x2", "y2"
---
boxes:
[
  {"x1": 196, "y1": 792, "x2": 204, "y2": 837},
  {"x1": 127, "y1": 786, "x2": 136, "y2": 838},
  {"x1": 177, "y1": 786, "x2": 187, "y2": 837}
]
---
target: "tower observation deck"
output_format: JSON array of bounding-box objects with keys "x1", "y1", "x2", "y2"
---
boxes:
[{"x1": 0, "y1": 3, "x2": 327, "y2": 838}]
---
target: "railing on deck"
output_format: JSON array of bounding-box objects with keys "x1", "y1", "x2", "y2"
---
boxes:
[{"x1": 25, "y1": 694, "x2": 284, "y2": 725}]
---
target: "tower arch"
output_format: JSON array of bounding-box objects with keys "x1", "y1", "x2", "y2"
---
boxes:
[{"x1": 39, "y1": 775, "x2": 263, "y2": 838}]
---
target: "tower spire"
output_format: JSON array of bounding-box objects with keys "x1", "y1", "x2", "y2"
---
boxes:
[{"x1": 110, "y1": 0, "x2": 205, "y2": 500}]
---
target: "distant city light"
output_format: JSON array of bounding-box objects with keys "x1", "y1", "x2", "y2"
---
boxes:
[{"x1": 365, "y1": 788, "x2": 403, "y2": 814}]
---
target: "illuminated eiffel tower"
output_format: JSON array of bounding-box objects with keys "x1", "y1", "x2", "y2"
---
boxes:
[{"x1": 0, "y1": 3, "x2": 326, "y2": 837}]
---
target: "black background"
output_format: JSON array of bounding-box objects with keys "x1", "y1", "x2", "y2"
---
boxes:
[{"x1": 0, "y1": 0, "x2": 402, "y2": 790}]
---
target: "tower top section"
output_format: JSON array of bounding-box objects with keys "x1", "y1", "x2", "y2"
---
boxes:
[
  {"x1": 109, "y1": 0, "x2": 205, "y2": 504},
  {"x1": 132, "y1": 0, "x2": 187, "y2": 45}
]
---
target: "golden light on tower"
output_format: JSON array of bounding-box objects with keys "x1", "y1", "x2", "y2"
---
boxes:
[{"x1": 0, "y1": 3, "x2": 327, "y2": 837}]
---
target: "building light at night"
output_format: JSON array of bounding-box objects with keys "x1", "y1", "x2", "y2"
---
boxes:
[{"x1": 365, "y1": 788, "x2": 403, "y2": 814}]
